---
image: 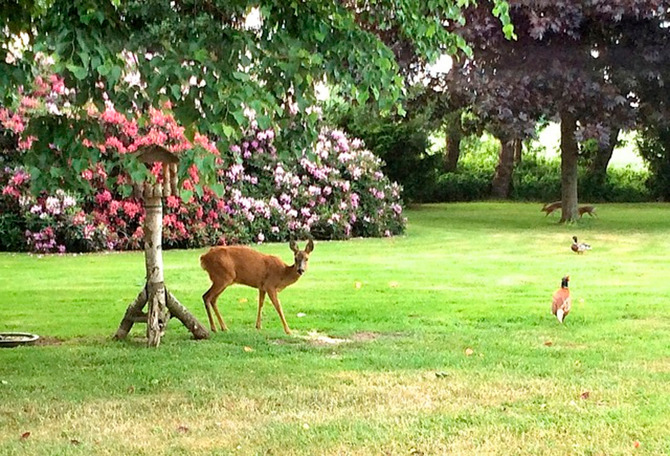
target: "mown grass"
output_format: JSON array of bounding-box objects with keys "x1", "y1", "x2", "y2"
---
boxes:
[{"x1": 1, "y1": 202, "x2": 670, "y2": 455}]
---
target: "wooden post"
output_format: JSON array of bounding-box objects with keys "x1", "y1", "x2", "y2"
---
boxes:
[
  {"x1": 114, "y1": 145, "x2": 209, "y2": 346},
  {"x1": 144, "y1": 184, "x2": 169, "y2": 347}
]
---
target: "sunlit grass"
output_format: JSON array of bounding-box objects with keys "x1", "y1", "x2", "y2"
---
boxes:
[{"x1": 1, "y1": 202, "x2": 669, "y2": 455}]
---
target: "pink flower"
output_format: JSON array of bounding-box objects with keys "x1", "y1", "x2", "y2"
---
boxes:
[
  {"x1": 108, "y1": 200, "x2": 120, "y2": 215},
  {"x1": 95, "y1": 190, "x2": 112, "y2": 205},
  {"x1": 2, "y1": 186, "x2": 20, "y2": 198},
  {"x1": 49, "y1": 75, "x2": 65, "y2": 94},
  {"x1": 105, "y1": 136, "x2": 127, "y2": 153},
  {"x1": 188, "y1": 164, "x2": 200, "y2": 184},
  {"x1": 122, "y1": 201, "x2": 142, "y2": 219},
  {"x1": 166, "y1": 196, "x2": 180, "y2": 209}
]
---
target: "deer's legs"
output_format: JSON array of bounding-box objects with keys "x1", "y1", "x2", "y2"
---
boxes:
[
  {"x1": 210, "y1": 297, "x2": 228, "y2": 332},
  {"x1": 267, "y1": 289, "x2": 291, "y2": 335},
  {"x1": 202, "y1": 286, "x2": 217, "y2": 332},
  {"x1": 203, "y1": 282, "x2": 229, "y2": 332},
  {"x1": 256, "y1": 290, "x2": 266, "y2": 330}
]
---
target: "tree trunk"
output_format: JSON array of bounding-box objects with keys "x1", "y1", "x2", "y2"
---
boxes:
[
  {"x1": 587, "y1": 128, "x2": 619, "y2": 184},
  {"x1": 513, "y1": 138, "x2": 523, "y2": 164},
  {"x1": 113, "y1": 187, "x2": 210, "y2": 344},
  {"x1": 491, "y1": 139, "x2": 516, "y2": 199},
  {"x1": 144, "y1": 188, "x2": 170, "y2": 347},
  {"x1": 444, "y1": 126, "x2": 462, "y2": 172},
  {"x1": 560, "y1": 111, "x2": 579, "y2": 223}
]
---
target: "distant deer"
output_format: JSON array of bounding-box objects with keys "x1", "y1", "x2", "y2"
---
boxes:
[
  {"x1": 200, "y1": 239, "x2": 314, "y2": 335},
  {"x1": 541, "y1": 201, "x2": 597, "y2": 218}
]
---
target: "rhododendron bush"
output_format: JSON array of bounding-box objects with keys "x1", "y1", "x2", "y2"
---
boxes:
[{"x1": 1, "y1": 80, "x2": 405, "y2": 253}]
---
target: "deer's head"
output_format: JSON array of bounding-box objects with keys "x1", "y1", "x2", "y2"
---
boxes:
[{"x1": 290, "y1": 239, "x2": 314, "y2": 275}]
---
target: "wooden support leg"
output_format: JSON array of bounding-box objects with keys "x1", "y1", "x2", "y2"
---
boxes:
[
  {"x1": 114, "y1": 287, "x2": 148, "y2": 340},
  {"x1": 166, "y1": 292, "x2": 210, "y2": 340}
]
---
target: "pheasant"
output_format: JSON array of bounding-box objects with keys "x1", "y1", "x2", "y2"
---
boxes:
[
  {"x1": 552, "y1": 275, "x2": 571, "y2": 323},
  {"x1": 571, "y1": 236, "x2": 591, "y2": 254}
]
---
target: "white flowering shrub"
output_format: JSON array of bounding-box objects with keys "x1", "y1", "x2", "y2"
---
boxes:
[{"x1": 211, "y1": 127, "x2": 406, "y2": 244}]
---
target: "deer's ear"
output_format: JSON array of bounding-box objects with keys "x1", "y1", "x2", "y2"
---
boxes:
[
  {"x1": 289, "y1": 240, "x2": 299, "y2": 253},
  {"x1": 305, "y1": 239, "x2": 314, "y2": 254}
]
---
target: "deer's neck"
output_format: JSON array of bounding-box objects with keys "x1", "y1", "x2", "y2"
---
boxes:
[{"x1": 280, "y1": 263, "x2": 301, "y2": 287}]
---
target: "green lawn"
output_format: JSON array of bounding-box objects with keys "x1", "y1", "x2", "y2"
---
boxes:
[{"x1": 1, "y1": 202, "x2": 669, "y2": 455}]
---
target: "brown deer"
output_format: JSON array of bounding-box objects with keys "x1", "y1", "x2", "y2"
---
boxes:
[
  {"x1": 541, "y1": 201, "x2": 562, "y2": 216},
  {"x1": 541, "y1": 201, "x2": 597, "y2": 218},
  {"x1": 200, "y1": 239, "x2": 314, "y2": 335}
]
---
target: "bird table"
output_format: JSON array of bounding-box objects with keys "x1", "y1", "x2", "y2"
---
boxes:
[{"x1": 114, "y1": 145, "x2": 209, "y2": 347}]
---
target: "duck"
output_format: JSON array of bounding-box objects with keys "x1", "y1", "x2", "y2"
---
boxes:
[
  {"x1": 552, "y1": 275, "x2": 572, "y2": 323},
  {"x1": 571, "y1": 236, "x2": 591, "y2": 254}
]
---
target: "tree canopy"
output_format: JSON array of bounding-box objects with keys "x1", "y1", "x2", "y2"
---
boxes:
[
  {"x1": 441, "y1": 0, "x2": 670, "y2": 220},
  {"x1": 1, "y1": 0, "x2": 513, "y2": 197}
]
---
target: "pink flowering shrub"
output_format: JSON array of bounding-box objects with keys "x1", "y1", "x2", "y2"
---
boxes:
[
  {"x1": 0, "y1": 168, "x2": 108, "y2": 252},
  {"x1": 0, "y1": 75, "x2": 405, "y2": 253}
]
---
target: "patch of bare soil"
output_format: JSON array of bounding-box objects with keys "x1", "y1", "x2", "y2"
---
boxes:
[
  {"x1": 351, "y1": 331, "x2": 380, "y2": 342},
  {"x1": 301, "y1": 331, "x2": 351, "y2": 346},
  {"x1": 33, "y1": 336, "x2": 64, "y2": 346}
]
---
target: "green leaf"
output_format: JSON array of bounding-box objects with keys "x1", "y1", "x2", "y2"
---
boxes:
[
  {"x1": 209, "y1": 183, "x2": 224, "y2": 197},
  {"x1": 194, "y1": 49, "x2": 209, "y2": 63},
  {"x1": 180, "y1": 189, "x2": 193, "y2": 201},
  {"x1": 96, "y1": 63, "x2": 110, "y2": 76},
  {"x1": 232, "y1": 71, "x2": 250, "y2": 81},
  {"x1": 232, "y1": 109, "x2": 247, "y2": 126},
  {"x1": 502, "y1": 23, "x2": 517, "y2": 40},
  {"x1": 256, "y1": 114, "x2": 271, "y2": 130},
  {"x1": 221, "y1": 124, "x2": 235, "y2": 138},
  {"x1": 66, "y1": 63, "x2": 88, "y2": 80}
]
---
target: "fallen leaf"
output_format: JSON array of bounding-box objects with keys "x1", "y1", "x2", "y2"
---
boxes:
[
  {"x1": 20, "y1": 432, "x2": 30, "y2": 440},
  {"x1": 176, "y1": 425, "x2": 189, "y2": 433},
  {"x1": 580, "y1": 391, "x2": 590, "y2": 400},
  {"x1": 70, "y1": 439, "x2": 81, "y2": 446},
  {"x1": 544, "y1": 341, "x2": 553, "y2": 346},
  {"x1": 634, "y1": 441, "x2": 641, "y2": 448},
  {"x1": 354, "y1": 281, "x2": 362, "y2": 289},
  {"x1": 243, "y1": 346, "x2": 254, "y2": 352},
  {"x1": 465, "y1": 348, "x2": 474, "y2": 356},
  {"x1": 238, "y1": 298, "x2": 248, "y2": 304},
  {"x1": 388, "y1": 281, "x2": 399, "y2": 288}
]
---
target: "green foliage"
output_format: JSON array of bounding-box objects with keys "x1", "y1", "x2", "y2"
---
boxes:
[
  {"x1": 416, "y1": 134, "x2": 651, "y2": 203},
  {"x1": 510, "y1": 156, "x2": 650, "y2": 203},
  {"x1": 0, "y1": 1, "x2": 513, "y2": 194},
  {"x1": 637, "y1": 126, "x2": 670, "y2": 201},
  {"x1": 0, "y1": 212, "x2": 25, "y2": 251},
  {"x1": 332, "y1": 106, "x2": 437, "y2": 202}
]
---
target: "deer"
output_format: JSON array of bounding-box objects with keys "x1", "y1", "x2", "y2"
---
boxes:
[
  {"x1": 199, "y1": 239, "x2": 314, "y2": 335},
  {"x1": 541, "y1": 201, "x2": 597, "y2": 218}
]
